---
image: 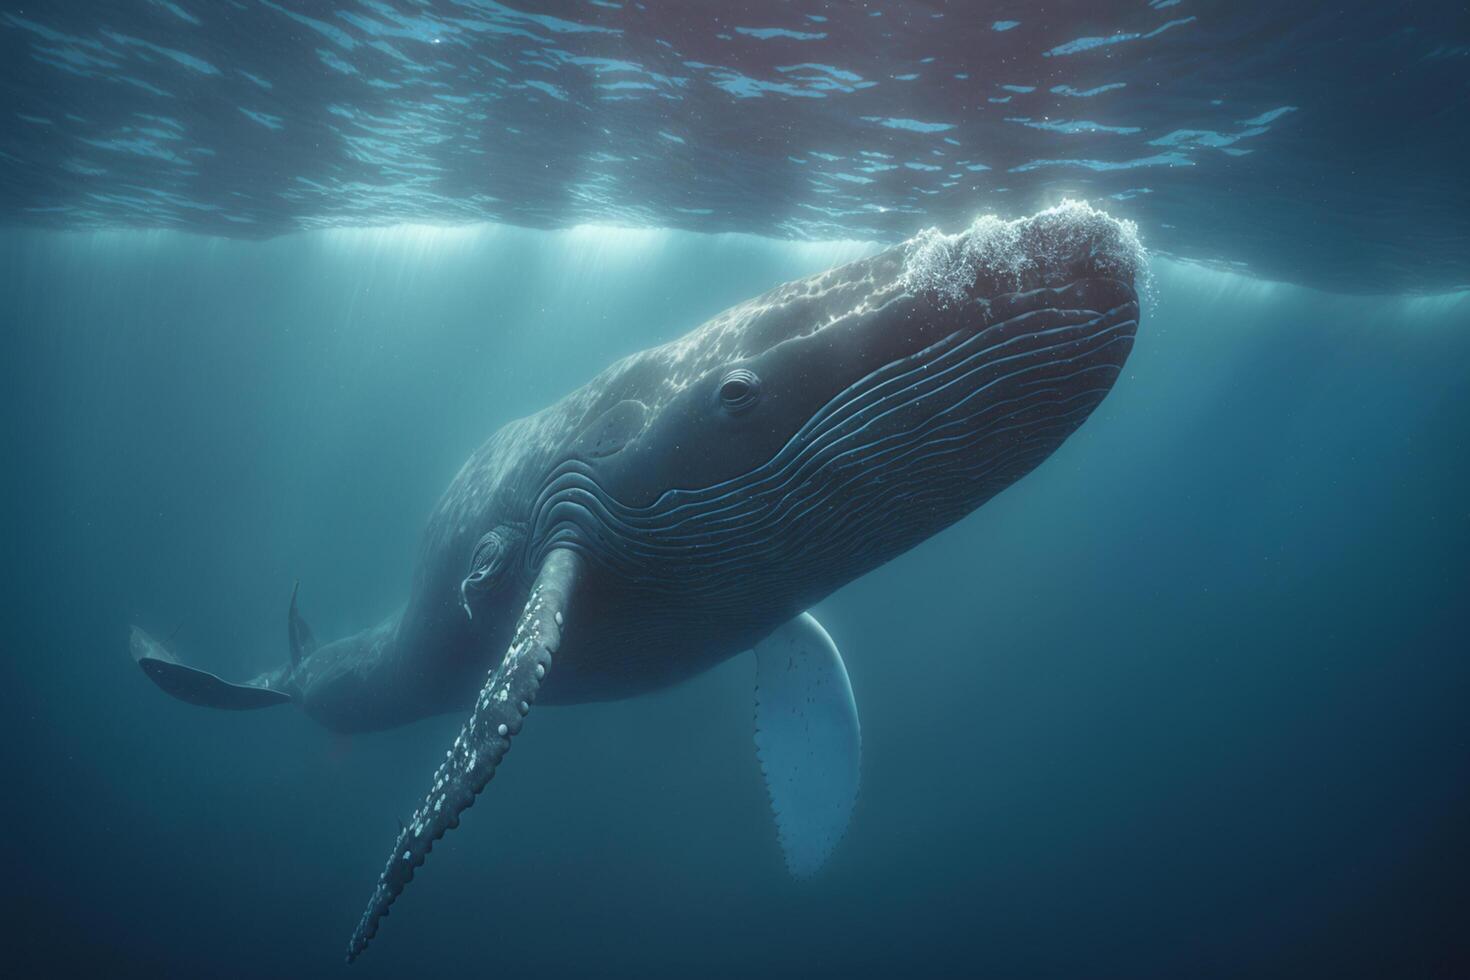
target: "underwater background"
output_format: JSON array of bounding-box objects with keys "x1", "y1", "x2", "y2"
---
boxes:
[
  {"x1": 6, "y1": 226, "x2": 1468, "y2": 979},
  {"x1": 4, "y1": 2, "x2": 1469, "y2": 979}
]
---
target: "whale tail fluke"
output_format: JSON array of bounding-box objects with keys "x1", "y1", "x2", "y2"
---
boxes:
[{"x1": 131, "y1": 625, "x2": 293, "y2": 710}]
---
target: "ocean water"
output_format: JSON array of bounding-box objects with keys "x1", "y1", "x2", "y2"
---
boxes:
[{"x1": 5, "y1": 4, "x2": 1470, "y2": 980}]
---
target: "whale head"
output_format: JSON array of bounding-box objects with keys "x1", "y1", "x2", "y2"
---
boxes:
[{"x1": 531, "y1": 201, "x2": 1145, "y2": 609}]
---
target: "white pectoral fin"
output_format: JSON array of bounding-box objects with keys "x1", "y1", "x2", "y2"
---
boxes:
[{"x1": 753, "y1": 611, "x2": 861, "y2": 878}]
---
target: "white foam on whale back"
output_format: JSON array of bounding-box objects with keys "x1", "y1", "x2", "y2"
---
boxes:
[{"x1": 900, "y1": 199, "x2": 1151, "y2": 307}]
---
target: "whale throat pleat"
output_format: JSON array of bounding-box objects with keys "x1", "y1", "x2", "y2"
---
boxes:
[{"x1": 529, "y1": 281, "x2": 1138, "y2": 609}]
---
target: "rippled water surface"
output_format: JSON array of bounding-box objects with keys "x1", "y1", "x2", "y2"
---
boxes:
[{"x1": 3, "y1": 2, "x2": 1467, "y2": 291}]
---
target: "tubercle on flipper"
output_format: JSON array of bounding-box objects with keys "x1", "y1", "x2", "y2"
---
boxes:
[{"x1": 344, "y1": 550, "x2": 580, "y2": 963}]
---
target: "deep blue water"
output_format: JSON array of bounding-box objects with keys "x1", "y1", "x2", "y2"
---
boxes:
[
  {"x1": 4, "y1": 3, "x2": 1470, "y2": 979},
  {"x1": 5, "y1": 226, "x2": 1468, "y2": 978}
]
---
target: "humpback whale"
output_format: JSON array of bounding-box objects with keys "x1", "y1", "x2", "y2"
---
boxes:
[{"x1": 132, "y1": 201, "x2": 1145, "y2": 960}]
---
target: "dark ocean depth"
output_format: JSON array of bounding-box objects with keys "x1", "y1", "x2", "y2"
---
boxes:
[{"x1": 4, "y1": 225, "x2": 1468, "y2": 978}]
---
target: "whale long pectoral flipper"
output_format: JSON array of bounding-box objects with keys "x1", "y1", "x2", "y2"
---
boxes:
[
  {"x1": 131, "y1": 625, "x2": 293, "y2": 710},
  {"x1": 753, "y1": 612, "x2": 861, "y2": 878},
  {"x1": 345, "y1": 547, "x2": 583, "y2": 962}
]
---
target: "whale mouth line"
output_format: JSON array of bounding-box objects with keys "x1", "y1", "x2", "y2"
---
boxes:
[{"x1": 528, "y1": 279, "x2": 1138, "y2": 580}]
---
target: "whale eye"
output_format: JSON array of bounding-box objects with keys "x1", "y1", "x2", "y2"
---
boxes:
[
  {"x1": 459, "y1": 525, "x2": 523, "y2": 620},
  {"x1": 718, "y1": 368, "x2": 761, "y2": 414},
  {"x1": 465, "y1": 529, "x2": 509, "y2": 591}
]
